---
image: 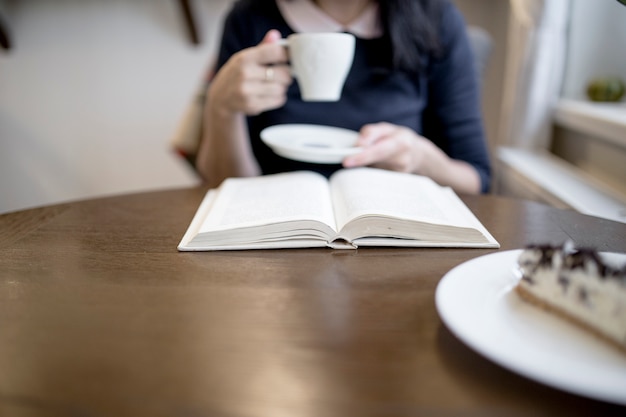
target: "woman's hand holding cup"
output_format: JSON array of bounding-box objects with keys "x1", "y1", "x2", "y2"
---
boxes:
[
  {"x1": 209, "y1": 30, "x2": 292, "y2": 116},
  {"x1": 210, "y1": 29, "x2": 356, "y2": 115}
]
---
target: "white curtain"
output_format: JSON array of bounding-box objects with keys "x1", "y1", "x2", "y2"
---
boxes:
[{"x1": 499, "y1": 0, "x2": 571, "y2": 150}]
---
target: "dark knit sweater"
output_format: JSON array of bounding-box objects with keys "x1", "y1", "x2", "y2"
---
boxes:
[{"x1": 216, "y1": 0, "x2": 492, "y2": 192}]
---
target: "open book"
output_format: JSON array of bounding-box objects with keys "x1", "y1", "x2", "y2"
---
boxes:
[{"x1": 178, "y1": 168, "x2": 499, "y2": 251}]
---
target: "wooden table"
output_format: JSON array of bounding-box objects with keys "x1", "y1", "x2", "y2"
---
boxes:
[{"x1": 1, "y1": 186, "x2": 625, "y2": 416}]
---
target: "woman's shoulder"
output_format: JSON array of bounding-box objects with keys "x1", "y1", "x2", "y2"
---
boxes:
[
  {"x1": 438, "y1": 0, "x2": 468, "y2": 36},
  {"x1": 226, "y1": 0, "x2": 282, "y2": 20},
  {"x1": 228, "y1": 0, "x2": 267, "y2": 13},
  {"x1": 223, "y1": 0, "x2": 288, "y2": 35},
  {"x1": 429, "y1": 0, "x2": 471, "y2": 56},
  {"x1": 221, "y1": 0, "x2": 289, "y2": 47}
]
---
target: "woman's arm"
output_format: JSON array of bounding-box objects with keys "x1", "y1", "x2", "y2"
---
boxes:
[
  {"x1": 343, "y1": 4, "x2": 490, "y2": 194},
  {"x1": 196, "y1": 104, "x2": 258, "y2": 189},
  {"x1": 419, "y1": 3, "x2": 492, "y2": 192},
  {"x1": 343, "y1": 122, "x2": 481, "y2": 194},
  {"x1": 195, "y1": 30, "x2": 291, "y2": 188}
]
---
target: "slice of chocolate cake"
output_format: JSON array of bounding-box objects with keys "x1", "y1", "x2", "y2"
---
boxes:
[{"x1": 516, "y1": 243, "x2": 626, "y2": 352}]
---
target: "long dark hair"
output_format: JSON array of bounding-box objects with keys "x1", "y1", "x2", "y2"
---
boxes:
[
  {"x1": 379, "y1": 0, "x2": 443, "y2": 73},
  {"x1": 271, "y1": 0, "x2": 444, "y2": 72}
]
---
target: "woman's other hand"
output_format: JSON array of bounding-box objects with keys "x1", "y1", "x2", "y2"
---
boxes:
[
  {"x1": 343, "y1": 122, "x2": 482, "y2": 194},
  {"x1": 209, "y1": 30, "x2": 292, "y2": 116},
  {"x1": 343, "y1": 122, "x2": 425, "y2": 173}
]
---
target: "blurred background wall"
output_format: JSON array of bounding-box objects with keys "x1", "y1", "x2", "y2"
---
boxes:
[
  {"x1": 1, "y1": 0, "x2": 624, "y2": 218},
  {"x1": 0, "y1": 0, "x2": 233, "y2": 214}
]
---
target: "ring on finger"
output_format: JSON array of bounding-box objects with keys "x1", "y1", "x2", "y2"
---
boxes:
[{"x1": 265, "y1": 66, "x2": 274, "y2": 82}]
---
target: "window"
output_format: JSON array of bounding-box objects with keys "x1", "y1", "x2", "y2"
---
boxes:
[{"x1": 556, "y1": 0, "x2": 626, "y2": 150}]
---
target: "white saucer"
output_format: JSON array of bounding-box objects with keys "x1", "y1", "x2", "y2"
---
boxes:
[{"x1": 260, "y1": 124, "x2": 362, "y2": 164}]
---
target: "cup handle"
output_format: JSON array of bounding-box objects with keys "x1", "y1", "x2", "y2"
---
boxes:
[{"x1": 275, "y1": 38, "x2": 296, "y2": 76}]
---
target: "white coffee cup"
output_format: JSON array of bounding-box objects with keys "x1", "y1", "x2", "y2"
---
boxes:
[{"x1": 280, "y1": 33, "x2": 355, "y2": 102}]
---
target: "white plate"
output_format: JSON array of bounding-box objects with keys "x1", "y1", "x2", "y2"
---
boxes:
[
  {"x1": 436, "y1": 249, "x2": 626, "y2": 405},
  {"x1": 260, "y1": 124, "x2": 362, "y2": 164}
]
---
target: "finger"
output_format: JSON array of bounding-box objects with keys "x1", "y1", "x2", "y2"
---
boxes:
[
  {"x1": 356, "y1": 122, "x2": 396, "y2": 146},
  {"x1": 344, "y1": 137, "x2": 401, "y2": 168},
  {"x1": 233, "y1": 39, "x2": 287, "y2": 70},
  {"x1": 251, "y1": 30, "x2": 288, "y2": 66},
  {"x1": 256, "y1": 80, "x2": 289, "y2": 97},
  {"x1": 239, "y1": 77, "x2": 287, "y2": 99},
  {"x1": 343, "y1": 144, "x2": 382, "y2": 168},
  {"x1": 253, "y1": 43, "x2": 289, "y2": 66},
  {"x1": 237, "y1": 80, "x2": 288, "y2": 114},
  {"x1": 244, "y1": 93, "x2": 288, "y2": 115},
  {"x1": 260, "y1": 29, "x2": 282, "y2": 45},
  {"x1": 258, "y1": 64, "x2": 292, "y2": 85}
]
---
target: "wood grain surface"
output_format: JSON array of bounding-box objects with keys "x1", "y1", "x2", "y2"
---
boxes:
[{"x1": 1, "y1": 187, "x2": 625, "y2": 416}]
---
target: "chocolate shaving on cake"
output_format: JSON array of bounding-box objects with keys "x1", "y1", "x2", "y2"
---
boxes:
[
  {"x1": 526, "y1": 243, "x2": 625, "y2": 285},
  {"x1": 515, "y1": 242, "x2": 626, "y2": 353}
]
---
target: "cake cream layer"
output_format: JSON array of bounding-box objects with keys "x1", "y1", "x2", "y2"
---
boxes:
[{"x1": 517, "y1": 245, "x2": 626, "y2": 348}]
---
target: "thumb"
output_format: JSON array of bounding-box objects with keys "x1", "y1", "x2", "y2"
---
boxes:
[{"x1": 259, "y1": 29, "x2": 282, "y2": 45}]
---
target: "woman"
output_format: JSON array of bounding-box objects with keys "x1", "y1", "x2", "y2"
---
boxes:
[{"x1": 196, "y1": 0, "x2": 491, "y2": 194}]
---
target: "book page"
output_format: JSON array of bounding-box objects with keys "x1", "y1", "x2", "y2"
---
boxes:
[
  {"x1": 329, "y1": 168, "x2": 477, "y2": 230},
  {"x1": 199, "y1": 171, "x2": 337, "y2": 233}
]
